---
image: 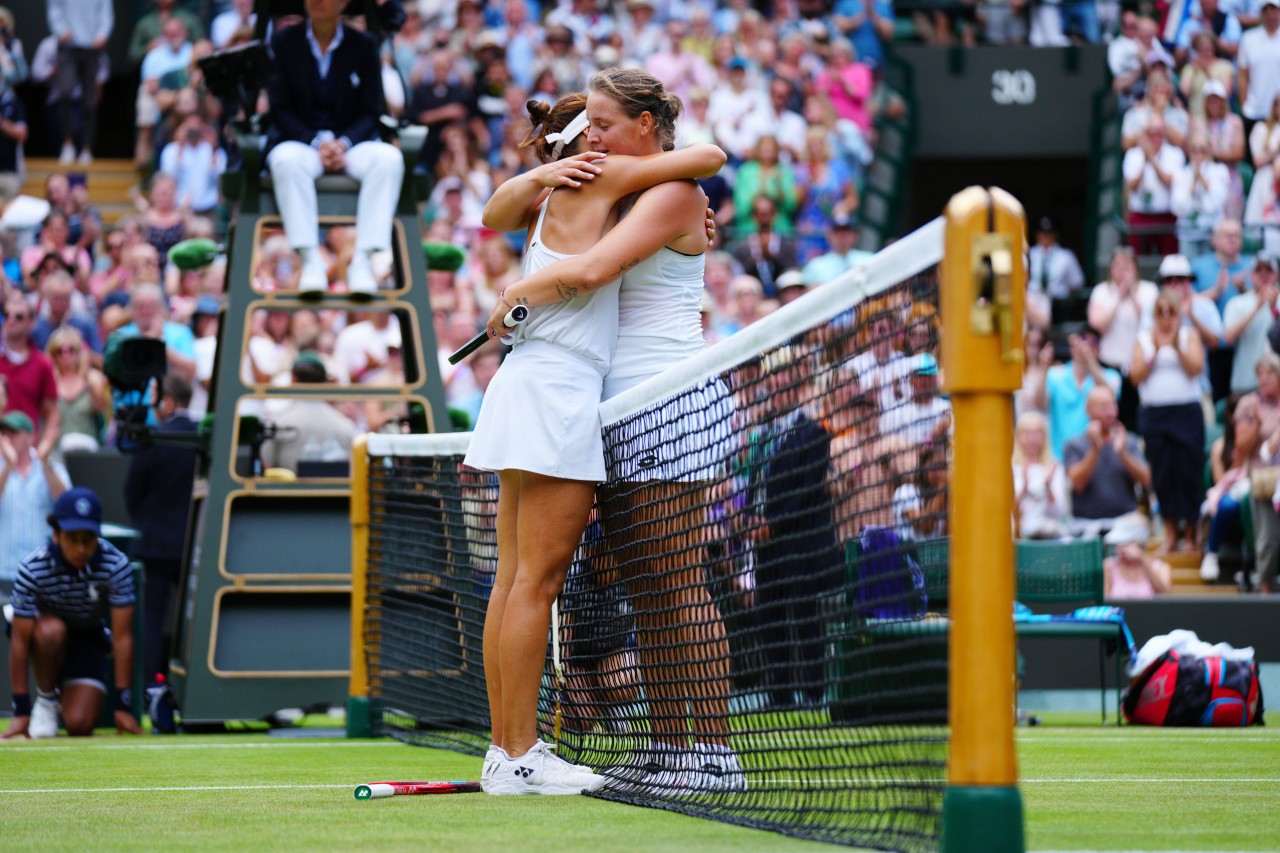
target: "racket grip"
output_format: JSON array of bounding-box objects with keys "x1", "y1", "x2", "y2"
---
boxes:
[
  {"x1": 354, "y1": 784, "x2": 395, "y2": 799},
  {"x1": 446, "y1": 305, "x2": 530, "y2": 365}
]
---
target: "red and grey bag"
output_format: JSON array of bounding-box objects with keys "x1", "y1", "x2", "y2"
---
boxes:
[{"x1": 1123, "y1": 650, "x2": 1265, "y2": 727}]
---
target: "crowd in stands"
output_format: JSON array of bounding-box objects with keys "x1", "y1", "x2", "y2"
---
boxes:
[
  {"x1": 0, "y1": 0, "x2": 905, "y2": 613},
  {"x1": 999, "y1": 0, "x2": 1280, "y2": 596}
]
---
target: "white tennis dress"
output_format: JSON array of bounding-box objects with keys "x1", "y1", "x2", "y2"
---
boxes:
[
  {"x1": 464, "y1": 193, "x2": 619, "y2": 481},
  {"x1": 602, "y1": 246, "x2": 732, "y2": 482}
]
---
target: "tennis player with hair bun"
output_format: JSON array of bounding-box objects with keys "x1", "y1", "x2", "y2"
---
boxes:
[
  {"x1": 486, "y1": 67, "x2": 745, "y2": 794},
  {"x1": 466, "y1": 92, "x2": 726, "y2": 796}
]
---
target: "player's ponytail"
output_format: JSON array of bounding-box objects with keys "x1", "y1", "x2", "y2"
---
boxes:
[{"x1": 521, "y1": 93, "x2": 589, "y2": 163}]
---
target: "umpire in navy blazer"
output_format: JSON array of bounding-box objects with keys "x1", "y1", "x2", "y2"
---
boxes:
[{"x1": 264, "y1": 0, "x2": 403, "y2": 295}]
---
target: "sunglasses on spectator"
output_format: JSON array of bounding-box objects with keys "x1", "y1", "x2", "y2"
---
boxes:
[
  {"x1": 3, "y1": 311, "x2": 30, "y2": 321},
  {"x1": 1156, "y1": 306, "x2": 1178, "y2": 316},
  {"x1": 53, "y1": 346, "x2": 79, "y2": 355}
]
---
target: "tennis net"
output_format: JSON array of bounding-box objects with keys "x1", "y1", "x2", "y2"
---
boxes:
[{"x1": 359, "y1": 217, "x2": 949, "y2": 851}]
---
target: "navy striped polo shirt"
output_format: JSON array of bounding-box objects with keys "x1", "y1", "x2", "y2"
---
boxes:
[{"x1": 10, "y1": 540, "x2": 134, "y2": 628}]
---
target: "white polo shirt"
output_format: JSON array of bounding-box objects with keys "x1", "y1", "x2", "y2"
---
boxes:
[{"x1": 1238, "y1": 24, "x2": 1280, "y2": 119}]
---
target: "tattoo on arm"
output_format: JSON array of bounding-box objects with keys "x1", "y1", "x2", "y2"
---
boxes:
[
  {"x1": 513, "y1": 296, "x2": 529, "y2": 306},
  {"x1": 614, "y1": 257, "x2": 642, "y2": 278},
  {"x1": 555, "y1": 279, "x2": 579, "y2": 302}
]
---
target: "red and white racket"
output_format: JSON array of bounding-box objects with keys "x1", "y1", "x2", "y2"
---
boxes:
[{"x1": 354, "y1": 780, "x2": 481, "y2": 799}]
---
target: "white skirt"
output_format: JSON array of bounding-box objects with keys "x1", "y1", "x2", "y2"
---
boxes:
[
  {"x1": 603, "y1": 376, "x2": 735, "y2": 483},
  {"x1": 464, "y1": 340, "x2": 607, "y2": 482}
]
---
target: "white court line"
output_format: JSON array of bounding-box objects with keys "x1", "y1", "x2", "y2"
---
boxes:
[
  {"x1": 1016, "y1": 736, "x2": 1279, "y2": 743},
  {"x1": 0, "y1": 784, "x2": 352, "y2": 795},
  {"x1": 0, "y1": 740, "x2": 404, "y2": 753}
]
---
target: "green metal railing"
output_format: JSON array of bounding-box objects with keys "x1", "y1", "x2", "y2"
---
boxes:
[{"x1": 861, "y1": 51, "x2": 920, "y2": 251}]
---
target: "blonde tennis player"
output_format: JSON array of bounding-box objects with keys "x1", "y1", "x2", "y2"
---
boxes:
[
  {"x1": 485, "y1": 67, "x2": 744, "y2": 794},
  {"x1": 467, "y1": 92, "x2": 726, "y2": 796}
]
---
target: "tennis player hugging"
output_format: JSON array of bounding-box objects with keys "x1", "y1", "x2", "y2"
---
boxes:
[{"x1": 464, "y1": 67, "x2": 730, "y2": 795}]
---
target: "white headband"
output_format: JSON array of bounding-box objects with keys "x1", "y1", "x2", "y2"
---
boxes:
[{"x1": 545, "y1": 111, "x2": 590, "y2": 158}]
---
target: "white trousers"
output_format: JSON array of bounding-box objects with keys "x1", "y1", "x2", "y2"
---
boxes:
[{"x1": 266, "y1": 139, "x2": 404, "y2": 252}]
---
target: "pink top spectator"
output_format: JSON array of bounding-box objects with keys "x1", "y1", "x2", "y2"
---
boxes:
[{"x1": 814, "y1": 41, "x2": 875, "y2": 134}]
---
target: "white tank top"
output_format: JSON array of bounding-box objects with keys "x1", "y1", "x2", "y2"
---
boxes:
[
  {"x1": 605, "y1": 246, "x2": 705, "y2": 399},
  {"x1": 1135, "y1": 328, "x2": 1202, "y2": 407},
  {"x1": 507, "y1": 191, "x2": 619, "y2": 372}
]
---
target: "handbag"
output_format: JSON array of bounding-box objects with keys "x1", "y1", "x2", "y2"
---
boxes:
[{"x1": 1250, "y1": 464, "x2": 1280, "y2": 500}]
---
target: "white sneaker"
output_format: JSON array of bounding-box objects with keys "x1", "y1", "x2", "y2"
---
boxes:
[
  {"x1": 691, "y1": 743, "x2": 747, "y2": 792},
  {"x1": 1200, "y1": 552, "x2": 1220, "y2": 583},
  {"x1": 603, "y1": 746, "x2": 697, "y2": 795},
  {"x1": 485, "y1": 739, "x2": 606, "y2": 796},
  {"x1": 346, "y1": 252, "x2": 377, "y2": 296},
  {"x1": 59, "y1": 143, "x2": 75, "y2": 165},
  {"x1": 480, "y1": 744, "x2": 508, "y2": 793},
  {"x1": 29, "y1": 694, "x2": 60, "y2": 739},
  {"x1": 77, "y1": 149, "x2": 93, "y2": 165},
  {"x1": 298, "y1": 253, "x2": 328, "y2": 293}
]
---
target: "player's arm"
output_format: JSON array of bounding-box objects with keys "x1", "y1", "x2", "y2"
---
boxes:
[
  {"x1": 2, "y1": 615, "x2": 35, "y2": 738},
  {"x1": 110, "y1": 605, "x2": 142, "y2": 734},
  {"x1": 487, "y1": 182, "x2": 703, "y2": 335},
  {"x1": 593, "y1": 144, "x2": 727, "y2": 195},
  {"x1": 481, "y1": 152, "x2": 609, "y2": 232}
]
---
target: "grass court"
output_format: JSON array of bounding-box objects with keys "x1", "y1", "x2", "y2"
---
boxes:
[{"x1": 2, "y1": 715, "x2": 1277, "y2": 851}]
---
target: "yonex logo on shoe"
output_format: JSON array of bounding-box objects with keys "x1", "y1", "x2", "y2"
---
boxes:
[{"x1": 516, "y1": 766, "x2": 533, "y2": 778}]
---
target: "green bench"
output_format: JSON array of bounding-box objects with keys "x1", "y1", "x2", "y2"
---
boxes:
[
  {"x1": 830, "y1": 536, "x2": 1127, "y2": 724},
  {"x1": 1014, "y1": 538, "x2": 1126, "y2": 724}
]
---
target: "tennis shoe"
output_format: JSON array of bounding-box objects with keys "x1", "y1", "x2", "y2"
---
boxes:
[
  {"x1": 480, "y1": 744, "x2": 509, "y2": 793},
  {"x1": 603, "y1": 747, "x2": 697, "y2": 795},
  {"x1": 484, "y1": 739, "x2": 606, "y2": 796},
  {"x1": 29, "y1": 694, "x2": 60, "y2": 739},
  {"x1": 691, "y1": 743, "x2": 747, "y2": 793}
]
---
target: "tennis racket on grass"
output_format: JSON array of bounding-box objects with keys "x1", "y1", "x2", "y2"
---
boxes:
[
  {"x1": 354, "y1": 781, "x2": 481, "y2": 800},
  {"x1": 448, "y1": 305, "x2": 529, "y2": 365}
]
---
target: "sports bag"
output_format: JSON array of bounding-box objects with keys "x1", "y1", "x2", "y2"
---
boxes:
[{"x1": 1123, "y1": 649, "x2": 1265, "y2": 727}]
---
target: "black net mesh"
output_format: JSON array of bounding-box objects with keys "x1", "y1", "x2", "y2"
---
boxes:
[{"x1": 365, "y1": 242, "x2": 950, "y2": 852}]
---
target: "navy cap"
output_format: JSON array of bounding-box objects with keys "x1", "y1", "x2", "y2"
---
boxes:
[{"x1": 52, "y1": 486, "x2": 102, "y2": 535}]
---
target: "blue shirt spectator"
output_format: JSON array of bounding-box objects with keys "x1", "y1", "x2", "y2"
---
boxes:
[
  {"x1": 1191, "y1": 219, "x2": 1251, "y2": 317},
  {"x1": 834, "y1": 0, "x2": 894, "y2": 70},
  {"x1": 1042, "y1": 333, "x2": 1122, "y2": 460}
]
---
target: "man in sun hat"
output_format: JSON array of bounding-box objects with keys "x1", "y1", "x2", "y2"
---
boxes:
[{"x1": 2, "y1": 485, "x2": 141, "y2": 739}]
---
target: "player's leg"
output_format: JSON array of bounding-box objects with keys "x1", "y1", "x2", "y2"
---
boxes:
[
  {"x1": 488, "y1": 471, "x2": 603, "y2": 794},
  {"x1": 499, "y1": 471, "x2": 595, "y2": 758},
  {"x1": 638, "y1": 483, "x2": 742, "y2": 790},
  {"x1": 625, "y1": 483, "x2": 732, "y2": 743},
  {"x1": 484, "y1": 470, "x2": 521, "y2": 752}
]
